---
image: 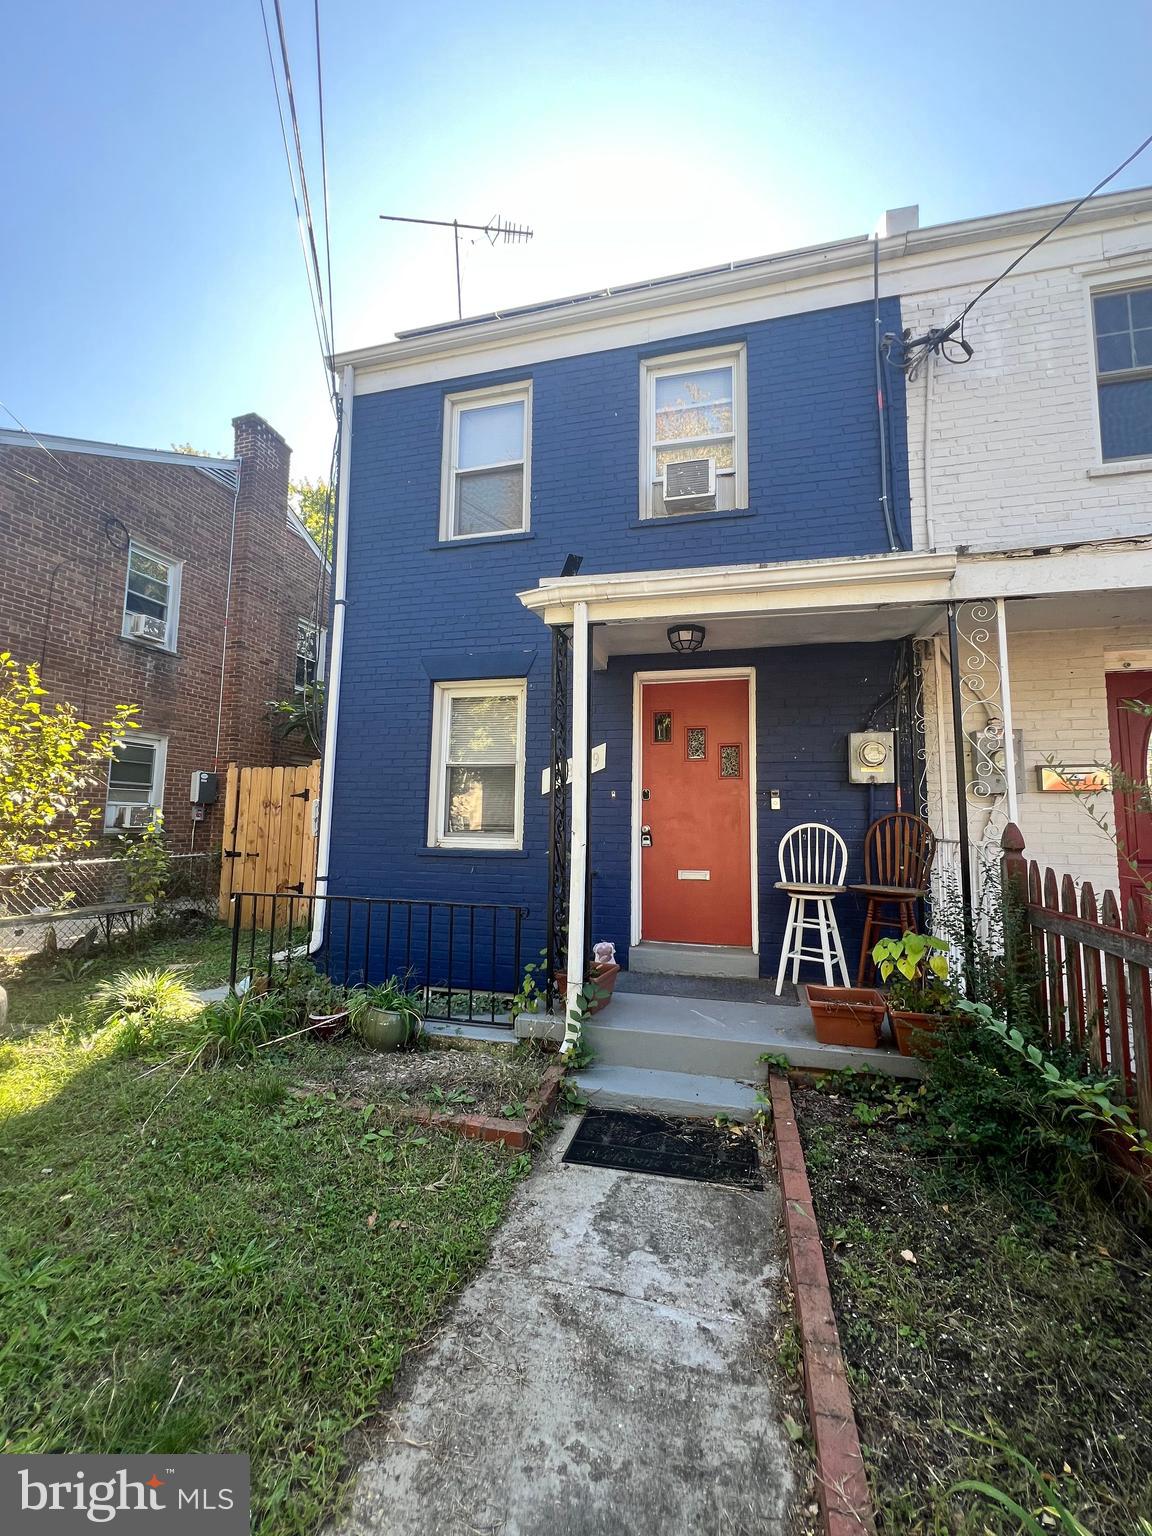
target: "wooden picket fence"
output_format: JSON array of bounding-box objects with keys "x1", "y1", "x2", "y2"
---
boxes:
[
  {"x1": 217, "y1": 762, "x2": 320, "y2": 930},
  {"x1": 1002, "y1": 824, "x2": 1152, "y2": 1134}
]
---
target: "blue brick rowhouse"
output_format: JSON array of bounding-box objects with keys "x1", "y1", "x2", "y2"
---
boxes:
[{"x1": 317, "y1": 217, "x2": 966, "y2": 1040}]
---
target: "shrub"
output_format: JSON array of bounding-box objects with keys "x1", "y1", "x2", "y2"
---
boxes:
[
  {"x1": 84, "y1": 966, "x2": 201, "y2": 1054},
  {"x1": 180, "y1": 991, "x2": 289, "y2": 1065}
]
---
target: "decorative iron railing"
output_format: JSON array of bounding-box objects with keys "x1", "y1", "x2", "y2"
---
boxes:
[{"x1": 227, "y1": 892, "x2": 528, "y2": 1029}]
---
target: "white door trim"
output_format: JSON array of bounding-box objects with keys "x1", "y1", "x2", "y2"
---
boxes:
[{"x1": 630, "y1": 667, "x2": 759, "y2": 953}]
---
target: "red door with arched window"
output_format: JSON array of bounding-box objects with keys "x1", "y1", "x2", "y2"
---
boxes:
[{"x1": 1106, "y1": 670, "x2": 1152, "y2": 928}]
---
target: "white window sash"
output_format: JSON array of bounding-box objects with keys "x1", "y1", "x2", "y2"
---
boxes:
[
  {"x1": 121, "y1": 542, "x2": 182, "y2": 650},
  {"x1": 104, "y1": 734, "x2": 167, "y2": 832},
  {"x1": 440, "y1": 384, "x2": 532, "y2": 541},
  {"x1": 639, "y1": 346, "x2": 747, "y2": 519},
  {"x1": 427, "y1": 680, "x2": 526, "y2": 849}
]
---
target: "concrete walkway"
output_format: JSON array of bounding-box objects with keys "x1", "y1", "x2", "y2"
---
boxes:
[{"x1": 334, "y1": 1118, "x2": 798, "y2": 1536}]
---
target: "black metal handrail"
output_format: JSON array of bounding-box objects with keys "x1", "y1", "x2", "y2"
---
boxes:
[{"x1": 228, "y1": 891, "x2": 527, "y2": 1028}]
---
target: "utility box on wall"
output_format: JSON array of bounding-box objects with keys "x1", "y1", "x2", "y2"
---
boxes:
[
  {"x1": 190, "y1": 771, "x2": 219, "y2": 805},
  {"x1": 848, "y1": 731, "x2": 895, "y2": 784}
]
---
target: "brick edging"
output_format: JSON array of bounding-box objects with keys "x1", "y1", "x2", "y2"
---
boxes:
[
  {"x1": 768, "y1": 1072, "x2": 876, "y2": 1536},
  {"x1": 294, "y1": 1059, "x2": 565, "y2": 1151}
]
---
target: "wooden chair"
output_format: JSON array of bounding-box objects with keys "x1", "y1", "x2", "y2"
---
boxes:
[
  {"x1": 774, "y1": 823, "x2": 850, "y2": 994},
  {"x1": 850, "y1": 813, "x2": 937, "y2": 983}
]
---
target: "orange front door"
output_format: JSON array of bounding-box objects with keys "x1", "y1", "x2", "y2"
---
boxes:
[{"x1": 640, "y1": 678, "x2": 753, "y2": 947}]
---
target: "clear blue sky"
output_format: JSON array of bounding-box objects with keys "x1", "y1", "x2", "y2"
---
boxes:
[{"x1": 3, "y1": 0, "x2": 1151, "y2": 480}]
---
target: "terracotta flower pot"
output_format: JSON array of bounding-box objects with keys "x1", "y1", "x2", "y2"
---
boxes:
[
  {"x1": 890, "y1": 1009, "x2": 946, "y2": 1058},
  {"x1": 308, "y1": 1009, "x2": 349, "y2": 1040},
  {"x1": 555, "y1": 961, "x2": 620, "y2": 1015},
  {"x1": 804, "y1": 985, "x2": 886, "y2": 1049}
]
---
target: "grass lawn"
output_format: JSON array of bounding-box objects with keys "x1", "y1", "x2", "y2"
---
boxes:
[
  {"x1": 793, "y1": 1077, "x2": 1152, "y2": 1535},
  {"x1": 0, "y1": 938, "x2": 532, "y2": 1536},
  {"x1": 1, "y1": 919, "x2": 240, "y2": 1035}
]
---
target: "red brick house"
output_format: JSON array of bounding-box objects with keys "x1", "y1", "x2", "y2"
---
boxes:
[{"x1": 0, "y1": 413, "x2": 329, "y2": 855}]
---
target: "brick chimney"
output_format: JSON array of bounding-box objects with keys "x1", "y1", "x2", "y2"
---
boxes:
[{"x1": 216, "y1": 414, "x2": 293, "y2": 767}]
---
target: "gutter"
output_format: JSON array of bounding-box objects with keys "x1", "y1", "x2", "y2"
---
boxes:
[{"x1": 310, "y1": 364, "x2": 354, "y2": 955}]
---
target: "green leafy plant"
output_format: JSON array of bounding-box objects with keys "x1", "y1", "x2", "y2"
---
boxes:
[
  {"x1": 428, "y1": 1085, "x2": 476, "y2": 1108},
  {"x1": 956, "y1": 998, "x2": 1152, "y2": 1161},
  {"x1": 0, "y1": 652, "x2": 138, "y2": 871},
  {"x1": 185, "y1": 991, "x2": 289, "y2": 1065},
  {"x1": 345, "y1": 976, "x2": 424, "y2": 1046},
  {"x1": 116, "y1": 812, "x2": 171, "y2": 905},
  {"x1": 948, "y1": 1429, "x2": 1152, "y2": 1534},
  {"x1": 509, "y1": 953, "x2": 547, "y2": 1021},
  {"x1": 84, "y1": 965, "x2": 201, "y2": 1052},
  {"x1": 872, "y1": 931, "x2": 952, "y2": 1012},
  {"x1": 272, "y1": 959, "x2": 347, "y2": 1025}
]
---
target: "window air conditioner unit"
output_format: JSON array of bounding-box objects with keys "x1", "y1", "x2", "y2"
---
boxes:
[
  {"x1": 662, "y1": 457, "x2": 716, "y2": 511},
  {"x1": 125, "y1": 805, "x2": 157, "y2": 829},
  {"x1": 130, "y1": 612, "x2": 167, "y2": 644}
]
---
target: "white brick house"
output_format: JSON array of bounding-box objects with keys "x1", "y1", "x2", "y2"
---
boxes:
[{"x1": 897, "y1": 186, "x2": 1152, "y2": 912}]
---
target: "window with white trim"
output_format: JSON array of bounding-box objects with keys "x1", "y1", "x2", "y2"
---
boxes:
[
  {"x1": 441, "y1": 384, "x2": 531, "y2": 540},
  {"x1": 1093, "y1": 285, "x2": 1152, "y2": 461},
  {"x1": 428, "y1": 681, "x2": 526, "y2": 849},
  {"x1": 295, "y1": 620, "x2": 326, "y2": 693},
  {"x1": 641, "y1": 346, "x2": 747, "y2": 518},
  {"x1": 105, "y1": 733, "x2": 167, "y2": 832},
  {"x1": 122, "y1": 543, "x2": 180, "y2": 649}
]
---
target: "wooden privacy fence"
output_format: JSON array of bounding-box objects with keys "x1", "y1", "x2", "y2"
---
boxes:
[
  {"x1": 1002, "y1": 824, "x2": 1152, "y2": 1134},
  {"x1": 218, "y1": 761, "x2": 320, "y2": 930}
]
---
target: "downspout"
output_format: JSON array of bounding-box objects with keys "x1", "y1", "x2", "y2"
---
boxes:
[
  {"x1": 310, "y1": 364, "x2": 354, "y2": 955},
  {"x1": 873, "y1": 235, "x2": 901, "y2": 552}
]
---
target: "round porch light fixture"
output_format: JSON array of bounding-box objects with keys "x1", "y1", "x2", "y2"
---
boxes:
[{"x1": 667, "y1": 623, "x2": 706, "y2": 654}]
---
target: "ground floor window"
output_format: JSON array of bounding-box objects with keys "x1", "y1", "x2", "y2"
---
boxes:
[
  {"x1": 428, "y1": 680, "x2": 526, "y2": 849},
  {"x1": 105, "y1": 734, "x2": 167, "y2": 831}
]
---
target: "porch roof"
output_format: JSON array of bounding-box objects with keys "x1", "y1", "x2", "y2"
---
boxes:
[{"x1": 517, "y1": 550, "x2": 956, "y2": 659}]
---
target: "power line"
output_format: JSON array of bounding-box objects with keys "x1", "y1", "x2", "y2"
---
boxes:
[
  {"x1": 903, "y1": 128, "x2": 1152, "y2": 374},
  {"x1": 0, "y1": 399, "x2": 69, "y2": 473},
  {"x1": 313, "y1": 0, "x2": 335, "y2": 355},
  {"x1": 257, "y1": 0, "x2": 337, "y2": 410}
]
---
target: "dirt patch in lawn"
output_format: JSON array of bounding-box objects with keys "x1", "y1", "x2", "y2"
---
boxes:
[
  {"x1": 791, "y1": 1078, "x2": 1152, "y2": 1535},
  {"x1": 320, "y1": 1044, "x2": 550, "y2": 1121}
]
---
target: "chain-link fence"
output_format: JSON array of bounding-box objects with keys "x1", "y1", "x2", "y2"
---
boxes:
[{"x1": 0, "y1": 852, "x2": 220, "y2": 962}]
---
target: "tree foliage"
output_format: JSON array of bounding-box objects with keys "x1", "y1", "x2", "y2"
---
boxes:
[
  {"x1": 0, "y1": 652, "x2": 138, "y2": 868},
  {"x1": 289, "y1": 477, "x2": 332, "y2": 548}
]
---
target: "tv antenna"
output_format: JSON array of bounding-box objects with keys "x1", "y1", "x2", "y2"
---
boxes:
[{"x1": 379, "y1": 212, "x2": 533, "y2": 319}]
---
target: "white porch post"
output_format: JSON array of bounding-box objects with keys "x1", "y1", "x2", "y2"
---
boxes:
[
  {"x1": 563, "y1": 601, "x2": 590, "y2": 1041},
  {"x1": 995, "y1": 596, "x2": 1019, "y2": 826}
]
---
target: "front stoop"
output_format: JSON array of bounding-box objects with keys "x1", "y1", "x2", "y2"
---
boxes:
[
  {"x1": 585, "y1": 991, "x2": 925, "y2": 1083},
  {"x1": 572, "y1": 1065, "x2": 762, "y2": 1121},
  {"x1": 628, "y1": 940, "x2": 760, "y2": 978}
]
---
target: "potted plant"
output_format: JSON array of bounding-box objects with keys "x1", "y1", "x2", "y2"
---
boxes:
[
  {"x1": 347, "y1": 976, "x2": 424, "y2": 1052},
  {"x1": 555, "y1": 941, "x2": 620, "y2": 1015},
  {"x1": 872, "y1": 932, "x2": 953, "y2": 1056},
  {"x1": 803, "y1": 983, "x2": 887, "y2": 1048}
]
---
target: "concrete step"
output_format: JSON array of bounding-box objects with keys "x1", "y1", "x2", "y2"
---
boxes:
[
  {"x1": 628, "y1": 941, "x2": 760, "y2": 979},
  {"x1": 572, "y1": 1065, "x2": 763, "y2": 1122},
  {"x1": 586, "y1": 992, "x2": 924, "y2": 1081}
]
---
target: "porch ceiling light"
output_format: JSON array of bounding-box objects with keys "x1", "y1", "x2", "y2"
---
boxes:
[{"x1": 667, "y1": 623, "x2": 706, "y2": 654}]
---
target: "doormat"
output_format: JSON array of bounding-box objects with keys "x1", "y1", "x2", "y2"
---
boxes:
[{"x1": 562, "y1": 1108, "x2": 760, "y2": 1188}]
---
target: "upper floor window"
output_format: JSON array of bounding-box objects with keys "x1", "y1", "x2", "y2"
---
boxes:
[
  {"x1": 122, "y1": 543, "x2": 180, "y2": 649},
  {"x1": 441, "y1": 383, "x2": 531, "y2": 540},
  {"x1": 295, "y1": 619, "x2": 326, "y2": 693},
  {"x1": 640, "y1": 345, "x2": 747, "y2": 518},
  {"x1": 427, "y1": 680, "x2": 526, "y2": 849},
  {"x1": 1093, "y1": 286, "x2": 1152, "y2": 461},
  {"x1": 105, "y1": 733, "x2": 166, "y2": 832}
]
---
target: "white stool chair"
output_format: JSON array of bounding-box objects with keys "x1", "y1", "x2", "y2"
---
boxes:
[{"x1": 774, "y1": 822, "x2": 850, "y2": 995}]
